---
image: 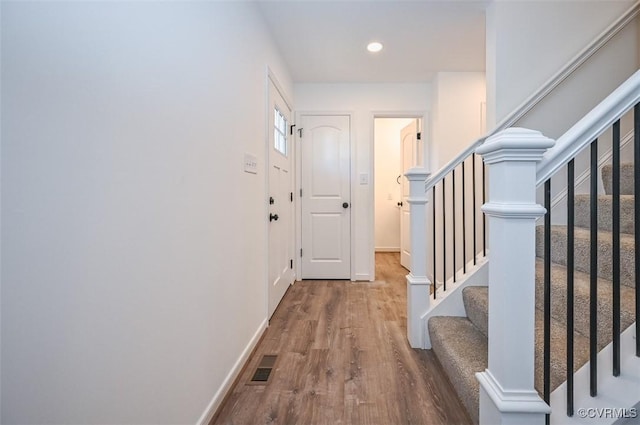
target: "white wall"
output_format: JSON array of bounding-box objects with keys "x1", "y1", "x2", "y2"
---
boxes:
[
  {"x1": 374, "y1": 118, "x2": 414, "y2": 252},
  {"x1": 1, "y1": 2, "x2": 292, "y2": 424},
  {"x1": 430, "y1": 72, "x2": 486, "y2": 171},
  {"x1": 427, "y1": 72, "x2": 486, "y2": 284},
  {"x1": 486, "y1": 1, "x2": 639, "y2": 217},
  {"x1": 486, "y1": 0, "x2": 635, "y2": 132},
  {"x1": 294, "y1": 83, "x2": 430, "y2": 280}
]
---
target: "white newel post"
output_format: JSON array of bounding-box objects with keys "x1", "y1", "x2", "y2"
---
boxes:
[
  {"x1": 475, "y1": 128, "x2": 554, "y2": 425},
  {"x1": 405, "y1": 167, "x2": 431, "y2": 348}
]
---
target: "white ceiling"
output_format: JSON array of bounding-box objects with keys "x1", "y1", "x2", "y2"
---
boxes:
[{"x1": 257, "y1": 0, "x2": 488, "y2": 83}]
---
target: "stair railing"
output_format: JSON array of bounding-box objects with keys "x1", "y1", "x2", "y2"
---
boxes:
[
  {"x1": 476, "y1": 70, "x2": 640, "y2": 425},
  {"x1": 538, "y1": 70, "x2": 640, "y2": 424},
  {"x1": 406, "y1": 0, "x2": 640, "y2": 350}
]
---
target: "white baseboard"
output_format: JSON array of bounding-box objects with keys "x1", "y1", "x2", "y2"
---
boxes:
[
  {"x1": 375, "y1": 247, "x2": 400, "y2": 252},
  {"x1": 353, "y1": 272, "x2": 373, "y2": 281},
  {"x1": 197, "y1": 318, "x2": 268, "y2": 425}
]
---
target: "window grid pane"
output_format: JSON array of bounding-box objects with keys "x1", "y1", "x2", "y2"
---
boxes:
[{"x1": 274, "y1": 107, "x2": 287, "y2": 155}]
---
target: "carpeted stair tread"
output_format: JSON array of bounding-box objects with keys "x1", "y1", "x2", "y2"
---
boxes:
[
  {"x1": 458, "y1": 285, "x2": 591, "y2": 394},
  {"x1": 574, "y1": 194, "x2": 635, "y2": 234},
  {"x1": 535, "y1": 225, "x2": 636, "y2": 288},
  {"x1": 534, "y1": 259, "x2": 636, "y2": 349},
  {"x1": 602, "y1": 163, "x2": 635, "y2": 195},
  {"x1": 462, "y1": 286, "x2": 488, "y2": 337},
  {"x1": 428, "y1": 163, "x2": 637, "y2": 423},
  {"x1": 429, "y1": 303, "x2": 591, "y2": 421},
  {"x1": 428, "y1": 316, "x2": 487, "y2": 425}
]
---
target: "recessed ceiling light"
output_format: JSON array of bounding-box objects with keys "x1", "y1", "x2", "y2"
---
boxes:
[{"x1": 367, "y1": 42, "x2": 383, "y2": 53}]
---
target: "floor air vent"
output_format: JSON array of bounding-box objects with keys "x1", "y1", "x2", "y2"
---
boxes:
[{"x1": 249, "y1": 355, "x2": 277, "y2": 384}]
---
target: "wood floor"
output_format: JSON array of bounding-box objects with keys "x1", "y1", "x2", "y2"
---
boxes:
[{"x1": 211, "y1": 253, "x2": 472, "y2": 425}]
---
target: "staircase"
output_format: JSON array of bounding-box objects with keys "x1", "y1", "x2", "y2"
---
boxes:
[
  {"x1": 402, "y1": 5, "x2": 640, "y2": 421},
  {"x1": 427, "y1": 162, "x2": 638, "y2": 424}
]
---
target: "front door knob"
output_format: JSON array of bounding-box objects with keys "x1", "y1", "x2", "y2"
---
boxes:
[
  {"x1": 270, "y1": 213, "x2": 279, "y2": 222},
  {"x1": 397, "y1": 201, "x2": 403, "y2": 207},
  {"x1": 342, "y1": 202, "x2": 349, "y2": 209}
]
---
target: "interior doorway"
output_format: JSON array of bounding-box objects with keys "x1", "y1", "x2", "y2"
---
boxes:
[{"x1": 373, "y1": 117, "x2": 422, "y2": 272}]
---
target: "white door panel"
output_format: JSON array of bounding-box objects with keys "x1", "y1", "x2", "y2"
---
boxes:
[
  {"x1": 310, "y1": 213, "x2": 343, "y2": 259},
  {"x1": 267, "y1": 80, "x2": 294, "y2": 317},
  {"x1": 301, "y1": 115, "x2": 351, "y2": 279},
  {"x1": 400, "y1": 120, "x2": 418, "y2": 270},
  {"x1": 310, "y1": 128, "x2": 342, "y2": 196}
]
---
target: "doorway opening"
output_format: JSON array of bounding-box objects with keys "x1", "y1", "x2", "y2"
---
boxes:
[{"x1": 373, "y1": 117, "x2": 423, "y2": 275}]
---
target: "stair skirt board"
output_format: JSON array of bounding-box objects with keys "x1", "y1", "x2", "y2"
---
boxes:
[
  {"x1": 549, "y1": 324, "x2": 640, "y2": 425},
  {"x1": 421, "y1": 257, "x2": 488, "y2": 349}
]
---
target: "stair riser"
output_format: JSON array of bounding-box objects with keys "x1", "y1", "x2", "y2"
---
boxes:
[
  {"x1": 574, "y1": 195, "x2": 635, "y2": 234},
  {"x1": 461, "y1": 287, "x2": 590, "y2": 395},
  {"x1": 462, "y1": 287, "x2": 488, "y2": 337},
  {"x1": 534, "y1": 265, "x2": 636, "y2": 350},
  {"x1": 535, "y1": 226, "x2": 636, "y2": 289},
  {"x1": 534, "y1": 311, "x2": 590, "y2": 393},
  {"x1": 601, "y1": 163, "x2": 635, "y2": 196}
]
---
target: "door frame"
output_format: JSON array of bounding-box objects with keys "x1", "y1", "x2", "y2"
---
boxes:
[
  {"x1": 295, "y1": 111, "x2": 355, "y2": 280},
  {"x1": 265, "y1": 68, "x2": 294, "y2": 316},
  {"x1": 370, "y1": 111, "x2": 429, "y2": 279}
]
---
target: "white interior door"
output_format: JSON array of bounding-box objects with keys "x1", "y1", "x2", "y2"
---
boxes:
[
  {"x1": 300, "y1": 115, "x2": 351, "y2": 279},
  {"x1": 400, "y1": 120, "x2": 418, "y2": 270},
  {"x1": 267, "y1": 79, "x2": 294, "y2": 318}
]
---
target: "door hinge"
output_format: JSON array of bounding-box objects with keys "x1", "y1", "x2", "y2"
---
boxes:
[
  {"x1": 290, "y1": 192, "x2": 293, "y2": 202},
  {"x1": 300, "y1": 249, "x2": 303, "y2": 257},
  {"x1": 417, "y1": 132, "x2": 422, "y2": 140},
  {"x1": 297, "y1": 128, "x2": 303, "y2": 138},
  {"x1": 299, "y1": 189, "x2": 303, "y2": 197},
  {"x1": 290, "y1": 259, "x2": 293, "y2": 269},
  {"x1": 290, "y1": 124, "x2": 296, "y2": 135}
]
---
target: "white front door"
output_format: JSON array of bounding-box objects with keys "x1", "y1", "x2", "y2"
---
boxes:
[
  {"x1": 300, "y1": 115, "x2": 351, "y2": 279},
  {"x1": 400, "y1": 120, "x2": 418, "y2": 270},
  {"x1": 267, "y1": 79, "x2": 294, "y2": 318}
]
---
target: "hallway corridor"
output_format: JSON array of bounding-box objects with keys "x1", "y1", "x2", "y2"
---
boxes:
[{"x1": 211, "y1": 253, "x2": 472, "y2": 425}]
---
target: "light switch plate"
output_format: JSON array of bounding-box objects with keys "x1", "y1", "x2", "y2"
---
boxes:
[{"x1": 244, "y1": 153, "x2": 258, "y2": 174}]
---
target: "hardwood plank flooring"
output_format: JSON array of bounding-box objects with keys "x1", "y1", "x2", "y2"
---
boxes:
[{"x1": 211, "y1": 253, "x2": 472, "y2": 425}]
